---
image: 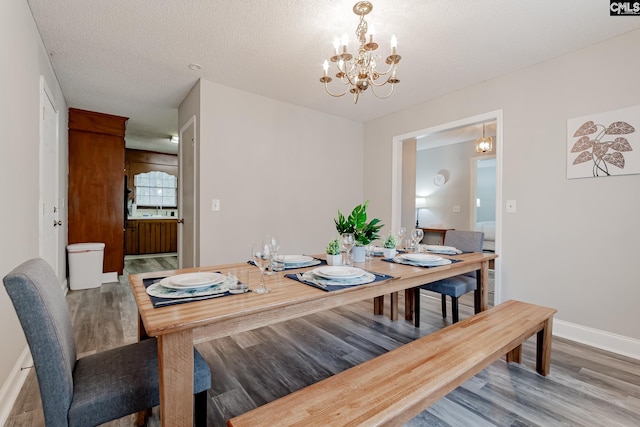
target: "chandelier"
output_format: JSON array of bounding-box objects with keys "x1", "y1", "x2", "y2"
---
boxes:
[
  {"x1": 319, "y1": 1, "x2": 401, "y2": 104},
  {"x1": 476, "y1": 122, "x2": 493, "y2": 153}
]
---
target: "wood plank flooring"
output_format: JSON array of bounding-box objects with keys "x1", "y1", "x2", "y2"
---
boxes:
[{"x1": 5, "y1": 256, "x2": 640, "y2": 427}]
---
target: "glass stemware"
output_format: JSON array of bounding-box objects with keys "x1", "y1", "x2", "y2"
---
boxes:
[
  {"x1": 252, "y1": 242, "x2": 273, "y2": 294},
  {"x1": 341, "y1": 233, "x2": 355, "y2": 266},
  {"x1": 264, "y1": 236, "x2": 280, "y2": 275},
  {"x1": 410, "y1": 228, "x2": 424, "y2": 252},
  {"x1": 396, "y1": 227, "x2": 406, "y2": 249}
]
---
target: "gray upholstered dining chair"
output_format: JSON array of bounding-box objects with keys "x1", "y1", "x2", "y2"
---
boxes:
[
  {"x1": 414, "y1": 230, "x2": 484, "y2": 326},
  {"x1": 3, "y1": 258, "x2": 211, "y2": 427}
]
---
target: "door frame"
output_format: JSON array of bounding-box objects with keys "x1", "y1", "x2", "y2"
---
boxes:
[
  {"x1": 178, "y1": 116, "x2": 197, "y2": 268},
  {"x1": 391, "y1": 110, "x2": 503, "y2": 302},
  {"x1": 38, "y1": 76, "x2": 60, "y2": 279}
]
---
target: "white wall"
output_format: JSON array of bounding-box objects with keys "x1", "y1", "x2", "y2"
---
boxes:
[
  {"x1": 189, "y1": 80, "x2": 365, "y2": 265},
  {"x1": 416, "y1": 140, "x2": 479, "y2": 230},
  {"x1": 365, "y1": 30, "x2": 640, "y2": 354},
  {"x1": 0, "y1": 0, "x2": 69, "y2": 418}
]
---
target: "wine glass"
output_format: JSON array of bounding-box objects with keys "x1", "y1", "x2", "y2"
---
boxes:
[
  {"x1": 341, "y1": 233, "x2": 355, "y2": 266},
  {"x1": 252, "y1": 242, "x2": 273, "y2": 294},
  {"x1": 396, "y1": 227, "x2": 406, "y2": 249},
  {"x1": 410, "y1": 228, "x2": 424, "y2": 252},
  {"x1": 264, "y1": 236, "x2": 280, "y2": 275}
]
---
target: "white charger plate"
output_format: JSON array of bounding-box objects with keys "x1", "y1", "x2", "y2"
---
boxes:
[
  {"x1": 312, "y1": 266, "x2": 366, "y2": 280},
  {"x1": 424, "y1": 245, "x2": 460, "y2": 254},
  {"x1": 401, "y1": 253, "x2": 444, "y2": 263},
  {"x1": 275, "y1": 255, "x2": 314, "y2": 265},
  {"x1": 302, "y1": 270, "x2": 375, "y2": 286},
  {"x1": 393, "y1": 256, "x2": 452, "y2": 267},
  {"x1": 146, "y1": 282, "x2": 228, "y2": 298},
  {"x1": 161, "y1": 272, "x2": 226, "y2": 290}
]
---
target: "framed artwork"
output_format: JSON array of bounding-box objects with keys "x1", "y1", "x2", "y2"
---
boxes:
[{"x1": 566, "y1": 104, "x2": 640, "y2": 179}]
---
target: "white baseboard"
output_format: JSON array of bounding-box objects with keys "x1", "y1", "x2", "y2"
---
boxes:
[
  {"x1": 554, "y1": 319, "x2": 640, "y2": 360},
  {"x1": 102, "y1": 272, "x2": 117, "y2": 283},
  {"x1": 0, "y1": 347, "x2": 33, "y2": 426}
]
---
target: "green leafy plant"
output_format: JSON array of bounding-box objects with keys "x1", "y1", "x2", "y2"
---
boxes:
[
  {"x1": 325, "y1": 238, "x2": 341, "y2": 255},
  {"x1": 383, "y1": 234, "x2": 397, "y2": 249},
  {"x1": 334, "y1": 200, "x2": 383, "y2": 246}
]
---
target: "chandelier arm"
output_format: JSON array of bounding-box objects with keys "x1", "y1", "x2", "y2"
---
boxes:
[
  {"x1": 323, "y1": 81, "x2": 348, "y2": 98},
  {"x1": 369, "y1": 82, "x2": 396, "y2": 100}
]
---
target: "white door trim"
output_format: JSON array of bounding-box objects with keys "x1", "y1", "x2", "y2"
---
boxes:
[
  {"x1": 178, "y1": 115, "x2": 197, "y2": 268},
  {"x1": 391, "y1": 110, "x2": 503, "y2": 302},
  {"x1": 38, "y1": 76, "x2": 60, "y2": 280}
]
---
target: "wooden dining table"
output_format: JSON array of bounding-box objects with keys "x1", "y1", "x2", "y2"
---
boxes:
[{"x1": 129, "y1": 251, "x2": 497, "y2": 426}]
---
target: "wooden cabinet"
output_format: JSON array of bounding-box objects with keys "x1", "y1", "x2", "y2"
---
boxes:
[
  {"x1": 124, "y1": 221, "x2": 139, "y2": 255},
  {"x1": 124, "y1": 219, "x2": 177, "y2": 255},
  {"x1": 68, "y1": 108, "x2": 127, "y2": 275}
]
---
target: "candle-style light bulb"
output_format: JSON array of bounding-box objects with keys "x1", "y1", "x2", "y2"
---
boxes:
[
  {"x1": 390, "y1": 34, "x2": 398, "y2": 53},
  {"x1": 341, "y1": 34, "x2": 349, "y2": 49},
  {"x1": 322, "y1": 60, "x2": 329, "y2": 76},
  {"x1": 333, "y1": 37, "x2": 340, "y2": 55}
]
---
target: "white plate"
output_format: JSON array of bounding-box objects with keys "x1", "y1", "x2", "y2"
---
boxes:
[
  {"x1": 312, "y1": 266, "x2": 366, "y2": 279},
  {"x1": 146, "y1": 282, "x2": 228, "y2": 298},
  {"x1": 393, "y1": 256, "x2": 452, "y2": 267},
  {"x1": 161, "y1": 272, "x2": 226, "y2": 290},
  {"x1": 424, "y1": 245, "x2": 460, "y2": 254},
  {"x1": 401, "y1": 253, "x2": 444, "y2": 263},
  {"x1": 275, "y1": 255, "x2": 314, "y2": 265},
  {"x1": 302, "y1": 270, "x2": 376, "y2": 286}
]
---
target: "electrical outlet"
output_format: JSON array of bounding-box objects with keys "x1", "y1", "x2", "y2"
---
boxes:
[
  {"x1": 453, "y1": 205, "x2": 461, "y2": 213},
  {"x1": 212, "y1": 199, "x2": 220, "y2": 211}
]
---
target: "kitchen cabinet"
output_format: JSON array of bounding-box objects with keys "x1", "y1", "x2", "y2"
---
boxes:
[{"x1": 125, "y1": 219, "x2": 177, "y2": 255}]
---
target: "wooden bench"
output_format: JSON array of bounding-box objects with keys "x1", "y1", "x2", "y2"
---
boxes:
[{"x1": 227, "y1": 300, "x2": 557, "y2": 427}]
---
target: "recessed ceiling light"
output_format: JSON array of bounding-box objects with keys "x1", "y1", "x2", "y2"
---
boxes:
[{"x1": 188, "y1": 63, "x2": 202, "y2": 71}]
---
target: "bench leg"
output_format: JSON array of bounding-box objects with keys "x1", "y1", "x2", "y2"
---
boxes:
[
  {"x1": 373, "y1": 295, "x2": 384, "y2": 315},
  {"x1": 505, "y1": 345, "x2": 522, "y2": 364},
  {"x1": 405, "y1": 288, "x2": 414, "y2": 321},
  {"x1": 536, "y1": 317, "x2": 554, "y2": 376}
]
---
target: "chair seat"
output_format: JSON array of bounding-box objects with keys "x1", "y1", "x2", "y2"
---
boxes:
[
  {"x1": 420, "y1": 275, "x2": 476, "y2": 298},
  {"x1": 69, "y1": 338, "x2": 210, "y2": 427}
]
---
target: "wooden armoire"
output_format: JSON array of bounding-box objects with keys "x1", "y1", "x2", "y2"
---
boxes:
[{"x1": 68, "y1": 108, "x2": 128, "y2": 275}]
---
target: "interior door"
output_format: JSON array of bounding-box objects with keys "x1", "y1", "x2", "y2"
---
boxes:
[
  {"x1": 178, "y1": 117, "x2": 197, "y2": 268},
  {"x1": 39, "y1": 77, "x2": 60, "y2": 278}
]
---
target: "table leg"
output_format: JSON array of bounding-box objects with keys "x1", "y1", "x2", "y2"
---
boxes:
[
  {"x1": 390, "y1": 292, "x2": 398, "y2": 321},
  {"x1": 479, "y1": 261, "x2": 489, "y2": 311},
  {"x1": 158, "y1": 329, "x2": 194, "y2": 427},
  {"x1": 505, "y1": 345, "x2": 522, "y2": 364},
  {"x1": 404, "y1": 289, "x2": 414, "y2": 321},
  {"x1": 373, "y1": 295, "x2": 384, "y2": 315}
]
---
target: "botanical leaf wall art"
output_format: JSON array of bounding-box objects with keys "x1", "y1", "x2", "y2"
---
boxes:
[{"x1": 567, "y1": 105, "x2": 640, "y2": 179}]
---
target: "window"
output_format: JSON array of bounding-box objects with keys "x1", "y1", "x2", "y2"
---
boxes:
[{"x1": 134, "y1": 171, "x2": 177, "y2": 207}]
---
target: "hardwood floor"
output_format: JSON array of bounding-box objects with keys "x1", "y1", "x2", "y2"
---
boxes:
[{"x1": 5, "y1": 256, "x2": 640, "y2": 426}]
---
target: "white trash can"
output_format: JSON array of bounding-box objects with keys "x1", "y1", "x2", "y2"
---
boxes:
[{"x1": 67, "y1": 242, "x2": 105, "y2": 290}]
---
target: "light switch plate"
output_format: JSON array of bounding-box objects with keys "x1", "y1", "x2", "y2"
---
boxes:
[
  {"x1": 212, "y1": 199, "x2": 220, "y2": 211},
  {"x1": 506, "y1": 200, "x2": 517, "y2": 213}
]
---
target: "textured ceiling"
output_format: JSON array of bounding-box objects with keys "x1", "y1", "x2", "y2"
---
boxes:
[{"x1": 27, "y1": 0, "x2": 640, "y2": 150}]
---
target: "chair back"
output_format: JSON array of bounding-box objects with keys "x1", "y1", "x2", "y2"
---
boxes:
[
  {"x1": 444, "y1": 230, "x2": 484, "y2": 277},
  {"x1": 3, "y1": 258, "x2": 77, "y2": 427}
]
